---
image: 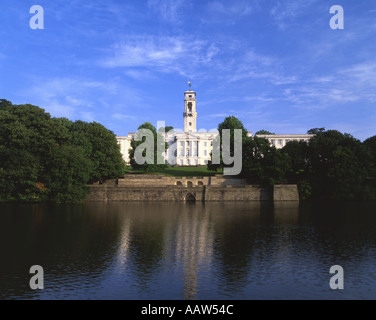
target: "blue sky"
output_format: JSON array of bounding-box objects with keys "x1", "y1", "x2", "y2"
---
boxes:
[{"x1": 0, "y1": 0, "x2": 375, "y2": 140}]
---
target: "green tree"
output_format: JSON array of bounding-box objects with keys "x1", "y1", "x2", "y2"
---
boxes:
[
  {"x1": 242, "y1": 136, "x2": 290, "y2": 185},
  {"x1": 45, "y1": 145, "x2": 92, "y2": 202},
  {"x1": 0, "y1": 148, "x2": 41, "y2": 201},
  {"x1": 363, "y1": 135, "x2": 376, "y2": 199},
  {"x1": 255, "y1": 129, "x2": 275, "y2": 135},
  {"x1": 307, "y1": 130, "x2": 372, "y2": 200},
  {"x1": 307, "y1": 127, "x2": 325, "y2": 134},
  {"x1": 68, "y1": 121, "x2": 126, "y2": 183},
  {"x1": 207, "y1": 116, "x2": 248, "y2": 172},
  {"x1": 129, "y1": 122, "x2": 169, "y2": 172},
  {"x1": 281, "y1": 140, "x2": 311, "y2": 199},
  {"x1": 364, "y1": 135, "x2": 376, "y2": 167},
  {"x1": 0, "y1": 100, "x2": 128, "y2": 202},
  {"x1": 0, "y1": 102, "x2": 92, "y2": 202}
]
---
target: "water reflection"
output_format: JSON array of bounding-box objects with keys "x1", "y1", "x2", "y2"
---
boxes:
[
  {"x1": 173, "y1": 204, "x2": 214, "y2": 299},
  {"x1": 0, "y1": 201, "x2": 376, "y2": 299}
]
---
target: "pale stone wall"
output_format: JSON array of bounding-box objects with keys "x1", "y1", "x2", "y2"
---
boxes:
[
  {"x1": 86, "y1": 185, "x2": 206, "y2": 202},
  {"x1": 273, "y1": 184, "x2": 300, "y2": 201},
  {"x1": 205, "y1": 185, "x2": 272, "y2": 201},
  {"x1": 85, "y1": 183, "x2": 299, "y2": 202},
  {"x1": 118, "y1": 174, "x2": 248, "y2": 187},
  {"x1": 85, "y1": 185, "x2": 268, "y2": 202}
]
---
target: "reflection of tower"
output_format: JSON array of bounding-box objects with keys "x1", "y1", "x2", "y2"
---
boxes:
[
  {"x1": 116, "y1": 215, "x2": 131, "y2": 272},
  {"x1": 183, "y1": 81, "x2": 197, "y2": 133},
  {"x1": 175, "y1": 204, "x2": 213, "y2": 300}
]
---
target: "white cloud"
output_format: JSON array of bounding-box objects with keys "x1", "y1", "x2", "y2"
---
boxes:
[
  {"x1": 281, "y1": 61, "x2": 376, "y2": 109},
  {"x1": 269, "y1": 0, "x2": 318, "y2": 30},
  {"x1": 205, "y1": 112, "x2": 231, "y2": 118},
  {"x1": 112, "y1": 113, "x2": 136, "y2": 121},
  {"x1": 339, "y1": 62, "x2": 376, "y2": 85},
  {"x1": 147, "y1": 0, "x2": 185, "y2": 23},
  {"x1": 19, "y1": 76, "x2": 149, "y2": 123},
  {"x1": 80, "y1": 111, "x2": 96, "y2": 122},
  {"x1": 227, "y1": 50, "x2": 297, "y2": 85},
  {"x1": 102, "y1": 37, "x2": 184, "y2": 69},
  {"x1": 124, "y1": 69, "x2": 157, "y2": 80},
  {"x1": 207, "y1": 1, "x2": 253, "y2": 16},
  {"x1": 100, "y1": 36, "x2": 218, "y2": 77}
]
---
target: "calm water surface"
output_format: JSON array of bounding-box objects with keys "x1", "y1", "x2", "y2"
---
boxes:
[{"x1": 1, "y1": 201, "x2": 376, "y2": 300}]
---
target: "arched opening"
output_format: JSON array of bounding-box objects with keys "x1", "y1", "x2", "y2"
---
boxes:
[
  {"x1": 185, "y1": 193, "x2": 196, "y2": 202},
  {"x1": 187, "y1": 181, "x2": 193, "y2": 187},
  {"x1": 176, "y1": 181, "x2": 183, "y2": 186},
  {"x1": 197, "y1": 181, "x2": 203, "y2": 186}
]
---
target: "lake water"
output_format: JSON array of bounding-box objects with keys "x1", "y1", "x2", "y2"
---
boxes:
[{"x1": 1, "y1": 201, "x2": 376, "y2": 300}]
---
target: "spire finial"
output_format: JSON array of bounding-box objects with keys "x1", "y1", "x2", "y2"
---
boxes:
[{"x1": 188, "y1": 80, "x2": 192, "y2": 91}]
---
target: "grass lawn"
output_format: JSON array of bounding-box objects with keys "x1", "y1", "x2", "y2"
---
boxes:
[{"x1": 124, "y1": 166, "x2": 222, "y2": 177}]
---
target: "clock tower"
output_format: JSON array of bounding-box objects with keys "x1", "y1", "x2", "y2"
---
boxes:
[{"x1": 183, "y1": 81, "x2": 197, "y2": 132}]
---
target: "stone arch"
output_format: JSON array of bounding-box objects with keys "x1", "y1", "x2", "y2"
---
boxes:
[
  {"x1": 187, "y1": 181, "x2": 193, "y2": 188},
  {"x1": 197, "y1": 181, "x2": 204, "y2": 186},
  {"x1": 185, "y1": 193, "x2": 196, "y2": 202},
  {"x1": 176, "y1": 181, "x2": 183, "y2": 186}
]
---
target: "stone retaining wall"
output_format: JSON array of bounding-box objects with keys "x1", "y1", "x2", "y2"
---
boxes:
[
  {"x1": 85, "y1": 184, "x2": 298, "y2": 202},
  {"x1": 118, "y1": 174, "x2": 248, "y2": 187}
]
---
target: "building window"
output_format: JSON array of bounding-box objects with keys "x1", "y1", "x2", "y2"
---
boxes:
[
  {"x1": 271, "y1": 140, "x2": 275, "y2": 146},
  {"x1": 189, "y1": 122, "x2": 192, "y2": 126},
  {"x1": 204, "y1": 150, "x2": 207, "y2": 156},
  {"x1": 204, "y1": 142, "x2": 207, "y2": 147},
  {"x1": 180, "y1": 141, "x2": 184, "y2": 147},
  {"x1": 278, "y1": 140, "x2": 283, "y2": 146}
]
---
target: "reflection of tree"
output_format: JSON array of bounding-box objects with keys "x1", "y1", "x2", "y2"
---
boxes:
[
  {"x1": 298, "y1": 201, "x2": 376, "y2": 263},
  {"x1": 126, "y1": 203, "x2": 170, "y2": 291},
  {"x1": 0, "y1": 202, "x2": 124, "y2": 299},
  {"x1": 210, "y1": 202, "x2": 264, "y2": 291}
]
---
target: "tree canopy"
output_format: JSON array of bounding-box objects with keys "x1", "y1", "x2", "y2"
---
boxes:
[
  {"x1": 207, "y1": 116, "x2": 376, "y2": 200},
  {"x1": 0, "y1": 100, "x2": 125, "y2": 202},
  {"x1": 129, "y1": 122, "x2": 170, "y2": 172},
  {"x1": 255, "y1": 129, "x2": 275, "y2": 135},
  {"x1": 207, "y1": 115, "x2": 248, "y2": 172}
]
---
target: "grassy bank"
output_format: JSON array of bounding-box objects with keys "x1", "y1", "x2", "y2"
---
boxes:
[{"x1": 124, "y1": 166, "x2": 222, "y2": 177}]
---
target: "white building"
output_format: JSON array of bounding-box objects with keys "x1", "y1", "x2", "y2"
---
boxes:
[{"x1": 116, "y1": 86, "x2": 313, "y2": 165}]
